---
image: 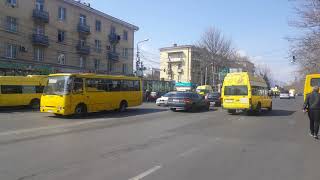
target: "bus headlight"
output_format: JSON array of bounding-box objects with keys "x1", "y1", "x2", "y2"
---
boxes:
[{"x1": 57, "y1": 106, "x2": 64, "y2": 111}]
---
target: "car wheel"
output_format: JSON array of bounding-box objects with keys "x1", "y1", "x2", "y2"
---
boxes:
[{"x1": 170, "y1": 108, "x2": 177, "y2": 112}]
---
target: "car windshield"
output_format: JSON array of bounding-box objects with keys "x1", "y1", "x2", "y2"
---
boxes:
[
  {"x1": 44, "y1": 76, "x2": 71, "y2": 95},
  {"x1": 172, "y1": 92, "x2": 194, "y2": 98},
  {"x1": 224, "y1": 86, "x2": 248, "y2": 96},
  {"x1": 163, "y1": 92, "x2": 174, "y2": 97}
]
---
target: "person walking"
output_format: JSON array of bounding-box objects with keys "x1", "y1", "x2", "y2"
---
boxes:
[{"x1": 303, "y1": 86, "x2": 320, "y2": 139}]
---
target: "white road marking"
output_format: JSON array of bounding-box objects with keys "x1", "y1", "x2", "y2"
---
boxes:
[
  {"x1": 129, "y1": 165, "x2": 162, "y2": 180},
  {"x1": 178, "y1": 147, "x2": 199, "y2": 158},
  {"x1": 0, "y1": 118, "x2": 116, "y2": 137}
]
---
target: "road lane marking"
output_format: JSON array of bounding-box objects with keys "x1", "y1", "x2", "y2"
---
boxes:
[
  {"x1": 129, "y1": 165, "x2": 162, "y2": 180},
  {"x1": 178, "y1": 147, "x2": 199, "y2": 158},
  {"x1": 0, "y1": 118, "x2": 117, "y2": 137}
]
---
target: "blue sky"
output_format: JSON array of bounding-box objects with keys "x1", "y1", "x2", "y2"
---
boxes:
[{"x1": 87, "y1": 0, "x2": 299, "y2": 82}]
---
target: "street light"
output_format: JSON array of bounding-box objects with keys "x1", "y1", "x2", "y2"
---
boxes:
[{"x1": 136, "y1": 39, "x2": 150, "y2": 77}]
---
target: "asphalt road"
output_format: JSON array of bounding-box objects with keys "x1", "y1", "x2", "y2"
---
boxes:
[{"x1": 0, "y1": 97, "x2": 318, "y2": 180}]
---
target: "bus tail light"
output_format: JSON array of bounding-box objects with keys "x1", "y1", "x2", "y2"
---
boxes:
[{"x1": 249, "y1": 98, "x2": 252, "y2": 104}]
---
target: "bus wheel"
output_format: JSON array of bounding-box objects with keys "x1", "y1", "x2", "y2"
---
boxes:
[
  {"x1": 74, "y1": 104, "x2": 87, "y2": 117},
  {"x1": 255, "y1": 103, "x2": 262, "y2": 114},
  {"x1": 228, "y1": 109, "x2": 236, "y2": 114},
  {"x1": 267, "y1": 102, "x2": 272, "y2": 111},
  {"x1": 30, "y1": 99, "x2": 40, "y2": 110},
  {"x1": 119, "y1": 101, "x2": 128, "y2": 112}
]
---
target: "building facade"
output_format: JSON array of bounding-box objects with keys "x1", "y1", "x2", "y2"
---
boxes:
[
  {"x1": 0, "y1": 0, "x2": 138, "y2": 75},
  {"x1": 160, "y1": 44, "x2": 203, "y2": 86}
]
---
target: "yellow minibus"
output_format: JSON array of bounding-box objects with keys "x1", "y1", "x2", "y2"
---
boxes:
[
  {"x1": 40, "y1": 73, "x2": 143, "y2": 116},
  {"x1": 0, "y1": 75, "x2": 47, "y2": 109},
  {"x1": 304, "y1": 74, "x2": 320, "y2": 100},
  {"x1": 222, "y1": 72, "x2": 272, "y2": 114}
]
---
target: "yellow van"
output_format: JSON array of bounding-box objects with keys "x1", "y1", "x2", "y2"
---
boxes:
[
  {"x1": 222, "y1": 72, "x2": 272, "y2": 114},
  {"x1": 0, "y1": 75, "x2": 47, "y2": 108},
  {"x1": 304, "y1": 74, "x2": 320, "y2": 100},
  {"x1": 196, "y1": 85, "x2": 213, "y2": 96}
]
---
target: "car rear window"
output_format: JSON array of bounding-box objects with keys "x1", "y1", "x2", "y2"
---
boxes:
[{"x1": 173, "y1": 92, "x2": 194, "y2": 98}]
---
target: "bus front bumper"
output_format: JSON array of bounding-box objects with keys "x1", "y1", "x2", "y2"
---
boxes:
[{"x1": 40, "y1": 106, "x2": 71, "y2": 116}]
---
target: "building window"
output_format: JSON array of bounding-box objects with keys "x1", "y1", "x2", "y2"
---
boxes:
[
  {"x1": 79, "y1": 38, "x2": 86, "y2": 47},
  {"x1": 6, "y1": 16, "x2": 17, "y2": 32},
  {"x1": 95, "y1": 20, "x2": 101, "y2": 32},
  {"x1": 122, "y1": 48, "x2": 128, "y2": 58},
  {"x1": 94, "y1": 59, "x2": 100, "y2": 70},
  {"x1": 79, "y1": 14, "x2": 86, "y2": 25},
  {"x1": 94, "y1": 40, "x2": 101, "y2": 53},
  {"x1": 58, "y1": 53, "x2": 66, "y2": 65},
  {"x1": 35, "y1": 0, "x2": 44, "y2": 11},
  {"x1": 111, "y1": 26, "x2": 116, "y2": 34},
  {"x1": 34, "y1": 47, "x2": 44, "y2": 61},
  {"x1": 123, "y1": 30, "x2": 128, "y2": 41},
  {"x1": 6, "y1": 0, "x2": 17, "y2": 6},
  {"x1": 58, "y1": 30, "x2": 65, "y2": 43},
  {"x1": 5, "y1": 44, "x2": 17, "y2": 59},
  {"x1": 58, "y1": 7, "x2": 66, "y2": 21},
  {"x1": 122, "y1": 64, "x2": 127, "y2": 74},
  {"x1": 79, "y1": 56, "x2": 85, "y2": 68}
]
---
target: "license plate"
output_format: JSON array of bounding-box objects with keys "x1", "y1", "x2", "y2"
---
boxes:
[
  {"x1": 225, "y1": 100, "x2": 233, "y2": 103},
  {"x1": 210, "y1": 102, "x2": 215, "y2": 105},
  {"x1": 173, "y1": 99, "x2": 180, "y2": 102},
  {"x1": 47, "y1": 110, "x2": 53, "y2": 113}
]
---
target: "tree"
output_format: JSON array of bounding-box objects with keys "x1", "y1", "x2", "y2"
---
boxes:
[
  {"x1": 195, "y1": 27, "x2": 236, "y2": 86},
  {"x1": 255, "y1": 64, "x2": 273, "y2": 89},
  {"x1": 289, "y1": 0, "x2": 320, "y2": 75}
]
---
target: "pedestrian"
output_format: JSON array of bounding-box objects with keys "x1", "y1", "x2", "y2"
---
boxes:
[
  {"x1": 303, "y1": 86, "x2": 320, "y2": 139},
  {"x1": 145, "y1": 90, "x2": 151, "y2": 102}
]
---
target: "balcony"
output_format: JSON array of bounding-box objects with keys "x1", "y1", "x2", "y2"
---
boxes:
[
  {"x1": 77, "y1": 23, "x2": 90, "y2": 34},
  {"x1": 76, "y1": 44, "x2": 91, "y2": 55},
  {"x1": 168, "y1": 58, "x2": 184, "y2": 63},
  {"x1": 107, "y1": 52, "x2": 120, "y2": 61},
  {"x1": 32, "y1": 34, "x2": 49, "y2": 46},
  {"x1": 177, "y1": 69, "x2": 183, "y2": 73},
  {"x1": 108, "y1": 33, "x2": 120, "y2": 44},
  {"x1": 32, "y1": 9, "x2": 49, "y2": 23}
]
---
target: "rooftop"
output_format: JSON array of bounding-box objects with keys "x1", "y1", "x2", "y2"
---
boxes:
[{"x1": 65, "y1": 0, "x2": 139, "y2": 31}]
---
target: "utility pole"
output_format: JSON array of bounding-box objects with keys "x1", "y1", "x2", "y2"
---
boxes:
[
  {"x1": 205, "y1": 66, "x2": 208, "y2": 85},
  {"x1": 136, "y1": 39, "x2": 149, "y2": 77}
]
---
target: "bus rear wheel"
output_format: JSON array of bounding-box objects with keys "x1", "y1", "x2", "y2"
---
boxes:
[
  {"x1": 118, "y1": 101, "x2": 128, "y2": 112},
  {"x1": 74, "y1": 104, "x2": 87, "y2": 117},
  {"x1": 30, "y1": 99, "x2": 40, "y2": 110},
  {"x1": 228, "y1": 109, "x2": 236, "y2": 114}
]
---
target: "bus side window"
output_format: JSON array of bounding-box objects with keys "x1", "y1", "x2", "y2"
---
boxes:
[
  {"x1": 73, "y1": 78, "x2": 83, "y2": 94},
  {"x1": 1, "y1": 85, "x2": 22, "y2": 94},
  {"x1": 36, "y1": 86, "x2": 45, "y2": 93}
]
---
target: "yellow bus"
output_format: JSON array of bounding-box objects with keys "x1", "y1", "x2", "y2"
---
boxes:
[
  {"x1": 0, "y1": 75, "x2": 47, "y2": 109},
  {"x1": 40, "y1": 73, "x2": 143, "y2": 116},
  {"x1": 222, "y1": 72, "x2": 272, "y2": 114},
  {"x1": 304, "y1": 74, "x2": 320, "y2": 100}
]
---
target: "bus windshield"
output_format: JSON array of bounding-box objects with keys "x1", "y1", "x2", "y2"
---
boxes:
[
  {"x1": 224, "y1": 86, "x2": 248, "y2": 96},
  {"x1": 44, "y1": 76, "x2": 71, "y2": 95}
]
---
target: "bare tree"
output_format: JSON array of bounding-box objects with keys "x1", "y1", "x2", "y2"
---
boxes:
[
  {"x1": 195, "y1": 27, "x2": 236, "y2": 86},
  {"x1": 289, "y1": 0, "x2": 320, "y2": 74},
  {"x1": 255, "y1": 64, "x2": 273, "y2": 89}
]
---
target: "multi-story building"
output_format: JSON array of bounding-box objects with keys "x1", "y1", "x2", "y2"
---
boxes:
[
  {"x1": 160, "y1": 44, "x2": 203, "y2": 87},
  {"x1": 0, "y1": 0, "x2": 138, "y2": 75}
]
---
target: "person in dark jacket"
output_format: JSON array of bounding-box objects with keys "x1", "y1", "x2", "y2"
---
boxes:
[{"x1": 303, "y1": 86, "x2": 320, "y2": 139}]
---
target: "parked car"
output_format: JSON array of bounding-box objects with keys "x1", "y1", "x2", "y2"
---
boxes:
[
  {"x1": 156, "y1": 92, "x2": 175, "y2": 106},
  {"x1": 205, "y1": 92, "x2": 221, "y2": 106},
  {"x1": 167, "y1": 92, "x2": 210, "y2": 112},
  {"x1": 280, "y1": 90, "x2": 290, "y2": 99}
]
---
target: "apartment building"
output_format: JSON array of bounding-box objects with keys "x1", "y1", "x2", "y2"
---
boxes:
[
  {"x1": 160, "y1": 44, "x2": 203, "y2": 86},
  {"x1": 0, "y1": 0, "x2": 138, "y2": 75}
]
